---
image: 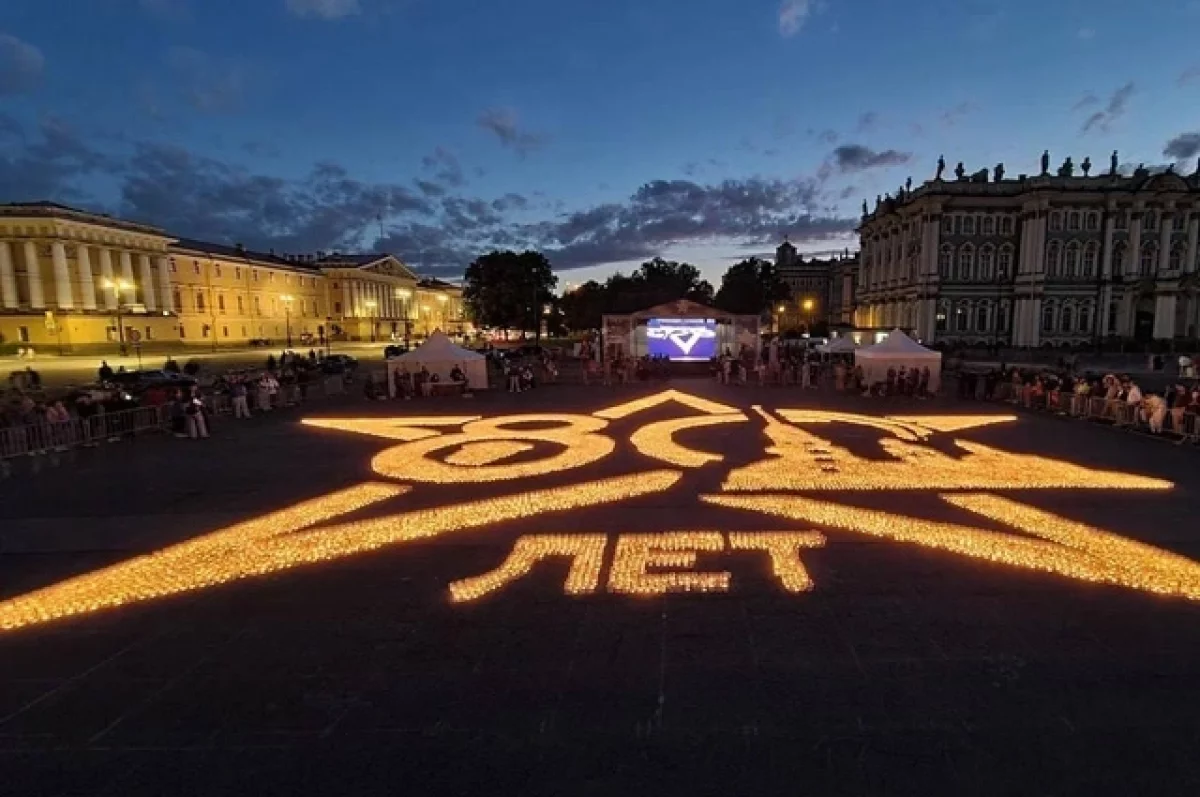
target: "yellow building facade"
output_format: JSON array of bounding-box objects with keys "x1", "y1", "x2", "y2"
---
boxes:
[{"x1": 0, "y1": 202, "x2": 466, "y2": 354}]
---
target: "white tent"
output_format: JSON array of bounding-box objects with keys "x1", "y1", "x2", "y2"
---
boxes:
[
  {"x1": 818, "y1": 337, "x2": 858, "y2": 355},
  {"x1": 386, "y1": 331, "x2": 489, "y2": 395},
  {"x1": 853, "y1": 329, "x2": 942, "y2": 392}
]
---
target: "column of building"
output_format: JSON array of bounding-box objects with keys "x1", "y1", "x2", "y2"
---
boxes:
[
  {"x1": 1098, "y1": 204, "x2": 1116, "y2": 336},
  {"x1": 1153, "y1": 209, "x2": 1176, "y2": 339},
  {"x1": 77, "y1": 245, "x2": 97, "y2": 310},
  {"x1": 138, "y1": 254, "x2": 158, "y2": 311},
  {"x1": 23, "y1": 242, "x2": 45, "y2": 309},
  {"x1": 0, "y1": 241, "x2": 17, "y2": 309},
  {"x1": 1188, "y1": 210, "x2": 1200, "y2": 337},
  {"x1": 50, "y1": 242, "x2": 74, "y2": 309},
  {"x1": 1121, "y1": 209, "x2": 1143, "y2": 337},
  {"x1": 98, "y1": 249, "x2": 117, "y2": 310},
  {"x1": 118, "y1": 251, "x2": 137, "y2": 305},
  {"x1": 156, "y1": 256, "x2": 173, "y2": 311}
]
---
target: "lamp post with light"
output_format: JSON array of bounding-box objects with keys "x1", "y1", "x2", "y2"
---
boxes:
[
  {"x1": 395, "y1": 288, "x2": 412, "y2": 346},
  {"x1": 436, "y1": 293, "x2": 448, "y2": 336},
  {"x1": 363, "y1": 299, "x2": 378, "y2": 342},
  {"x1": 802, "y1": 297, "x2": 815, "y2": 332},
  {"x1": 775, "y1": 304, "x2": 786, "y2": 336},
  {"x1": 102, "y1": 278, "x2": 133, "y2": 357},
  {"x1": 280, "y1": 294, "x2": 294, "y2": 349}
]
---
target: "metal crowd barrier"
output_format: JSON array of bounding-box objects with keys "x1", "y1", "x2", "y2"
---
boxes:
[
  {"x1": 1, "y1": 374, "x2": 353, "y2": 466},
  {"x1": 978, "y1": 378, "x2": 1198, "y2": 442}
]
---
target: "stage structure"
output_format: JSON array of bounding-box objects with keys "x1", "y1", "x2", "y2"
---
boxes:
[{"x1": 601, "y1": 300, "x2": 761, "y2": 363}]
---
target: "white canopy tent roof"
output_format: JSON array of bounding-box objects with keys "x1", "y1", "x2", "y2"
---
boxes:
[
  {"x1": 853, "y1": 329, "x2": 942, "y2": 391},
  {"x1": 386, "y1": 331, "x2": 489, "y2": 393},
  {"x1": 818, "y1": 337, "x2": 858, "y2": 355}
]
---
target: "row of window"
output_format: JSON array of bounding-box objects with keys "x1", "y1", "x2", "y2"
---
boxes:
[
  {"x1": 937, "y1": 243, "x2": 1015, "y2": 282},
  {"x1": 168, "y1": 258, "x2": 319, "y2": 288},
  {"x1": 1044, "y1": 241, "x2": 1099, "y2": 279},
  {"x1": 170, "y1": 290, "x2": 321, "y2": 317},
  {"x1": 934, "y1": 300, "x2": 1011, "y2": 334},
  {"x1": 1040, "y1": 302, "x2": 1097, "y2": 335},
  {"x1": 178, "y1": 323, "x2": 302, "y2": 340},
  {"x1": 940, "y1": 215, "x2": 1017, "y2": 237}
]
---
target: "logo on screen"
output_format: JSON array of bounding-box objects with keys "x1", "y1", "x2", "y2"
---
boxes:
[{"x1": 647, "y1": 318, "x2": 717, "y2": 359}]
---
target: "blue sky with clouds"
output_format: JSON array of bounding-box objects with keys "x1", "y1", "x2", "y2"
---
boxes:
[{"x1": 1, "y1": 0, "x2": 1198, "y2": 284}]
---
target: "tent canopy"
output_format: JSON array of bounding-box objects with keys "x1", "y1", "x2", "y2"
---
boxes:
[
  {"x1": 820, "y1": 337, "x2": 858, "y2": 354},
  {"x1": 855, "y1": 329, "x2": 940, "y2": 360},
  {"x1": 853, "y1": 329, "x2": 942, "y2": 392},
  {"x1": 387, "y1": 331, "x2": 489, "y2": 391}
]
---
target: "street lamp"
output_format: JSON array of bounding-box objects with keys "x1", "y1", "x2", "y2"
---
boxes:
[
  {"x1": 102, "y1": 278, "x2": 133, "y2": 356},
  {"x1": 280, "y1": 294, "x2": 294, "y2": 349},
  {"x1": 363, "y1": 299, "x2": 378, "y2": 342},
  {"x1": 801, "y1": 298, "x2": 815, "y2": 332},
  {"x1": 395, "y1": 288, "x2": 412, "y2": 345}
]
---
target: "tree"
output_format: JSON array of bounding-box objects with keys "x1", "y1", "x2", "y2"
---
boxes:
[
  {"x1": 714, "y1": 257, "x2": 791, "y2": 315},
  {"x1": 559, "y1": 280, "x2": 608, "y2": 332},
  {"x1": 463, "y1": 250, "x2": 558, "y2": 338}
]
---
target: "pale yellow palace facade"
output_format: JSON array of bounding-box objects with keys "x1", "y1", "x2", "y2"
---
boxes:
[{"x1": 0, "y1": 202, "x2": 466, "y2": 353}]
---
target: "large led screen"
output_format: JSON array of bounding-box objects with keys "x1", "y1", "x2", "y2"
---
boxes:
[{"x1": 646, "y1": 318, "x2": 717, "y2": 361}]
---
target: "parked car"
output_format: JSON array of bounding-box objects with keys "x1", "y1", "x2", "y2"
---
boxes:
[
  {"x1": 320, "y1": 354, "x2": 359, "y2": 374},
  {"x1": 383, "y1": 345, "x2": 409, "y2": 359},
  {"x1": 106, "y1": 370, "x2": 196, "y2": 390}
]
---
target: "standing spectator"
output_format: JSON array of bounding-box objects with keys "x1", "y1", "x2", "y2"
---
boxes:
[
  {"x1": 232, "y1": 378, "x2": 251, "y2": 419},
  {"x1": 1170, "y1": 384, "x2": 1191, "y2": 435},
  {"x1": 98, "y1": 361, "x2": 114, "y2": 382},
  {"x1": 1144, "y1": 392, "x2": 1167, "y2": 434}
]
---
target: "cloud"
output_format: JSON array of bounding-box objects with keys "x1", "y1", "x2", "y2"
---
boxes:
[
  {"x1": 855, "y1": 111, "x2": 879, "y2": 133},
  {"x1": 1072, "y1": 92, "x2": 1099, "y2": 111},
  {"x1": 1180, "y1": 65, "x2": 1200, "y2": 86},
  {"x1": 1077, "y1": 27, "x2": 1095, "y2": 40},
  {"x1": 1080, "y1": 82, "x2": 1134, "y2": 134},
  {"x1": 830, "y1": 145, "x2": 912, "y2": 173},
  {"x1": 285, "y1": 0, "x2": 361, "y2": 18},
  {"x1": 0, "y1": 119, "x2": 855, "y2": 276},
  {"x1": 778, "y1": 0, "x2": 814, "y2": 37},
  {"x1": 940, "y1": 101, "x2": 975, "y2": 127},
  {"x1": 477, "y1": 108, "x2": 547, "y2": 157},
  {"x1": 0, "y1": 32, "x2": 44, "y2": 95},
  {"x1": 166, "y1": 46, "x2": 254, "y2": 114},
  {"x1": 815, "y1": 129, "x2": 838, "y2": 145},
  {"x1": 1163, "y1": 132, "x2": 1200, "y2": 161},
  {"x1": 420, "y1": 146, "x2": 465, "y2": 187}
]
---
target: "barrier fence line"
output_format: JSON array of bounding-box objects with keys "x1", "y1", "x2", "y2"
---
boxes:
[
  {"x1": 986, "y1": 379, "x2": 1199, "y2": 441},
  {"x1": 1, "y1": 375, "x2": 349, "y2": 463}
]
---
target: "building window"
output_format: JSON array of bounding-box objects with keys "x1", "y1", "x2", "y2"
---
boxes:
[
  {"x1": 998, "y1": 244, "x2": 1014, "y2": 276},
  {"x1": 334, "y1": 301, "x2": 342, "y2": 314},
  {"x1": 1173, "y1": 214, "x2": 1186, "y2": 231},
  {"x1": 1000, "y1": 216, "x2": 1014, "y2": 235},
  {"x1": 269, "y1": 272, "x2": 276, "y2": 283},
  {"x1": 978, "y1": 245, "x2": 995, "y2": 280},
  {"x1": 1064, "y1": 242, "x2": 1080, "y2": 277},
  {"x1": 1113, "y1": 242, "x2": 1127, "y2": 274},
  {"x1": 214, "y1": 264, "x2": 222, "y2": 277},
  {"x1": 1042, "y1": 304, "x2": 1055, "y2": 331},
  {"x1": 998, "y1": 303, "x2": 1009, "y2": 332},
  {"x1": 1108, "y1": 302, "x2": 1118, "y2": 333},
  {"x1": 1085, "y1": 212, "x2": 1100, "y2": 231},
  {"x1": 17, "y1": 325, "x2": 30, "y2": 343},
  {"x1": 196, "y1": 291, "x2": 205, "y2": 311},
  {"x1": 172, "y1": 289, "x2": 182, "y2": 310},
  {"x1": 935, "y1": 302, "x2": 948, "y2": 332},
  {"x1": 237, "y1": 295, "x2": 244, "y2": 313},
  {"x1": 144, "y1": 326, "x2": 153, "y2": 341},
  {"x1": 254, "y1": 296, "x2": 261, "y2": 313},
  {"x1": 235, "y1": 267, "x2": 242, "y2": 279},
  {"x1": 253, "y1": 269, "x2": 259, "y2": 282},
  {"x1": 1140, "y1": 244, "x2": 1157, "y2": 276},
  {"x1": 193, "y1": 260, "x2": 201, "y2": 275},
  {"x1": 222, "y1": 326, "x2": 229, "y2": 338},
  {"x1": 202, "y1": 325, "x2": 210, "y2": 338},
  {"x1": 179, "y1": 325, "x2": 186, "y2": 339},
  {"x1": 241, "y1": 326, "x2": 247, "y2": 336},
  {"x1": 1050, "y1": 212, "x2": 1063, "y2": 231},
  {"x1": 1060, "y1": 306, "x2": 1074, "y2": 333},
  {"x1": 1079, "y1": 305, "x2": 1092, "y2": 334},
  {"x1": 170, "y1": 258, "x2": 178, "y2": 273},
  {"x1": 955, "y1": 304, "x2": 969, "y2": 332},
  {"x1": 957, "y1": 245, "x2": 974, "y2": 280},
  {"x1": 1082, "y1": 242, "x2": 1098, "y2": 277},
  {"x1": 1143, "y1": 212, "x2": 1157, "y2": 232},
  {"x1": 217, "y1": 294, "x2": 226, "y2": 313},
  {"x1": 1170, "y1": 245, "x2": 1184, "y2": 271},
  {"x1": 962, "y1": 216, "x2": 976, "y2": 236},
  {"x1": 976, "y1": 304, "x2": 989, "y2": 332},
  {"x1": 1068, "y1": 212, "x2": 1081, "y2": 231},
  {"x1": 982, "y1": 216, "x2": 995, "y2": 236},
  {"x1": 1114, "y1": 212, "x2": 1128, "y2": 230},
  {"x1": 1046, "y1": 241, "x2": 1062, "y2": 275}
]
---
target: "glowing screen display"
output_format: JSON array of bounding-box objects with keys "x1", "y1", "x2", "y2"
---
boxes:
[{"x1": 646, "y1": 318, "x2": 717, "y2": 361}]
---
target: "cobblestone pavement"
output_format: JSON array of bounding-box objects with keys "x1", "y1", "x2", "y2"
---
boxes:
[{"x1": 1, "y1": 382, "x2": 1198, "y2": 796}]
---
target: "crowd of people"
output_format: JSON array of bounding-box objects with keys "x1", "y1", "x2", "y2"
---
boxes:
[{"x1": 960, "y1": 365, "x2": 1199, "y2": 439}]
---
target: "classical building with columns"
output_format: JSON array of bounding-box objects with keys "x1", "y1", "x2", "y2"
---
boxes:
[
  {"x1": 855, "y1": 160, "x2": 1200, "y2": 347},
  {"x1": 0, "y1": 201, "x2": 466, "y2": 352},
  {"x1": 774, "y1": 238, "x2": 858, "y2": 331}
]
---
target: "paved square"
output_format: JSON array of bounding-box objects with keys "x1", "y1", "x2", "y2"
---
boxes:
[{"x1": 2, "y1": 383, "x2": 1199, "y2": 795}]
